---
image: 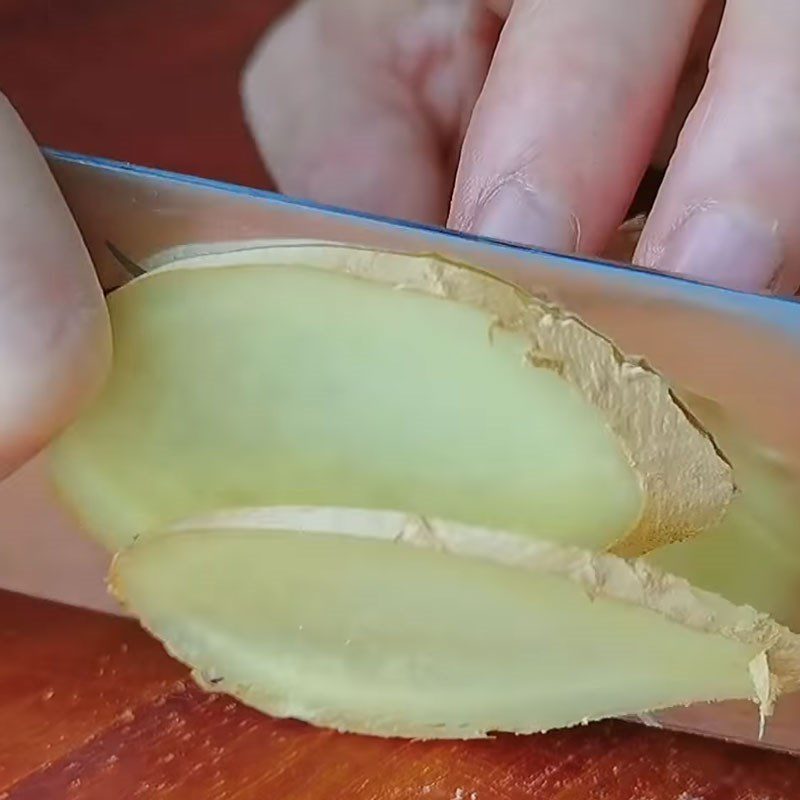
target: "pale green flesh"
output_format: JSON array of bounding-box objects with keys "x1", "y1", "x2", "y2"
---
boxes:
[
  {"x1": 115, "y1": 530, "x2": 759, "y2": 738},
  {"x1": 51, "y1": 265, "x2": 640, "y2": 551},
  {"x1": 649, "y1": 397, "x2": 800, "y2": 629}
]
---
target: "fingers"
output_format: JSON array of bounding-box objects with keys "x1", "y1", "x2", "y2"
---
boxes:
[
  {"x1": 242, "y1": 0, "x2": 493, "y2": 225},
  {"x1": 0, "y1": 94, "x2": 110, "y2": 479},
  {"x1": 449, "y1": 0, "x2": 706, "y2": 255},
  {"x1": 650, "y1": 0, "x2": 724, "y2": 170},
  {"x1": 636, "y1": 0, "x2": 800, "y2": 293}
]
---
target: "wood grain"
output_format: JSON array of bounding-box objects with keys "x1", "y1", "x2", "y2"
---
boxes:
[{"x1": 1, "y1": 1, "x2": 800, "y2": 797}]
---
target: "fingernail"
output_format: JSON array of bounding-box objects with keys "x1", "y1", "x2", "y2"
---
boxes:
[
  {"x1": 471, "y1": 182, "x2": 578, "y2": 254},
  {"x1": 654, "y1": 207, "x2": 783, "y2": 292}
]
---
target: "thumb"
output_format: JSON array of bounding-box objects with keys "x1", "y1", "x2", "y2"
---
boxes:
[{"x1": 0, "y1": 94, "x2": 110, "y2": 479}]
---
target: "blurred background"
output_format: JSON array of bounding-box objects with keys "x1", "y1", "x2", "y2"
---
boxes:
[{"x1": 0, "y1": 0, "x2": 292, "y2": 186}]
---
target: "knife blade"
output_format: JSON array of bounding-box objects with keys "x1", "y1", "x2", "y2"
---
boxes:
[{"x1": 19, "y1": 149, "x2": 800, "y2": 754}]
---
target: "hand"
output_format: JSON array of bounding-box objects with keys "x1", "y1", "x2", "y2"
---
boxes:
[
  {"x1": 242, "y1": 0, "x2": 800, "y2": 294},
  {"x1": 0, "y1": 94, "x2": 110, "y2": 479}
]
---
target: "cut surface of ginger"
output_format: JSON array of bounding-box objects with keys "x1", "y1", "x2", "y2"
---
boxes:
[
  {"x1": 110, "y1": 507, "x2": 800, "y2": 740},
  {"x1": 50, "y1": 243, "x2": 732, "y2": 556}
]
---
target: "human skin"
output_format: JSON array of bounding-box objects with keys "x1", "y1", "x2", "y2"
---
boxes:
[
  {"x1": 0, "y1": 94, "x2": 109, "y2": 480},
  {"x1": 241, "y1": 0, "x2": 800, "y2": 293}
]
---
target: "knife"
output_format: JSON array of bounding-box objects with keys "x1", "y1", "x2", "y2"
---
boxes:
[{"x1": 14, "y1": 148, "x2": 800, "y2": 755}]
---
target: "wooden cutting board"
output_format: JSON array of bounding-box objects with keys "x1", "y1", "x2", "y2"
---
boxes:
[{"x1": 1, "y1": 1, "x2": 800, "y2": 797}]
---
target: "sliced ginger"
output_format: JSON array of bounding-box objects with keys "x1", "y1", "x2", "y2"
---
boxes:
[
  {"x1": 51, "y1": 240, "x2": 800, "y2": 742},
  {"x1": 111, "y1": 506, "x2": 800, "y2": 739},
  {"x1": 50, "y1": 242, "x2": 733, "y2": 557}
]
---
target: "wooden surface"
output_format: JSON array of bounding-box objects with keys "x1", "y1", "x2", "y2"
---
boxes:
[{"x1": 1, "y1": 1, "x2": 800, "y2": 798}]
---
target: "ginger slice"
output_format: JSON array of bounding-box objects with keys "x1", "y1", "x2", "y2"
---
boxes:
[
  {"x1": 50, "y1": 242, "x2": 732, "y2": 556},
  {"x1": 110, "y1": 506, "x2": 800, "y2": 740}
]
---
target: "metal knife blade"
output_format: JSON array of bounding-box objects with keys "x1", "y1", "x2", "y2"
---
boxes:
[{"x1": 38, "y1": 149, "x2": 800, "y2": 754}]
